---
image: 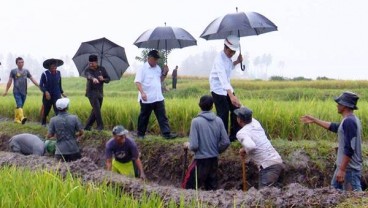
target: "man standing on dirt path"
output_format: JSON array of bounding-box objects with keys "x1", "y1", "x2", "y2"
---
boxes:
[
  {"x1": 47, "y1": 98, "x2": 84, "y2": 162},
  {"x1": 105, "y1": 125, "x2": 146, "y2": 179},
  {"x1": 84, "y1": 55, "x2": 110, "y2": 131},
  {"x1": 301, "y1": 91, "x2": 362, "y2": 191},
  {"x1": 8, "y1": 133, "x2": 56, "y2": 156},
  {"x1": 182, "y1": 95, "x2": 230, "y2": 190},
  {"x1": 235, "y1": 106, "x2": 284, "y2": 189},
  {"x1": 134, "y1": 49, "x2": 177, "y2": 139},
  {"x1": 3, "y1": 57, "x2": 39, "y2": 124},
  {"x1": 209, "y1": 35, "x2": 243, "y2": 142},
  {"x1": 40, "y1": 58, "x2": 66, "y2": 126}
]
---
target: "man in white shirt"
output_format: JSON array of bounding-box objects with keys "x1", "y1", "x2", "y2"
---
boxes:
[
  {"x1": 134, "y1": 50, "x2": 177, "y2": 139},
  {"x1": 235, "y1": 106, "x2": 284, "y2": 189},
  {"x1": 209, "y1": 35, "x2": 243, "y2": 142}
]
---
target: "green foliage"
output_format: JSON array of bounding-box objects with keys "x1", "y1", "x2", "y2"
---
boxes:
[
  {"x1": 1, "y1": 76, "x2": 368, "y2": 140},
  {"x1": 0, "y1": 167, "x2": 183, "y2": 207}
]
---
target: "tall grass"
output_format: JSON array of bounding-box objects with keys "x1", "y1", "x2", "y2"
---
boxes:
[
  {"x1": 0, "y1": 166, "x2": 183, "y2": 208},
  {"x1": 1, "y1": 76, "x2": 367, "y2": 140}
]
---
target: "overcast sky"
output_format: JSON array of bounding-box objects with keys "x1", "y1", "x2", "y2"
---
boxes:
[{"x1": 1, "y1": 0, "x2": 367, "y2": 79}]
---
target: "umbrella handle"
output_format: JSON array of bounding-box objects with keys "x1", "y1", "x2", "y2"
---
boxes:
[{"x1": 241, "y1": 62, "x2": 246, "y2": 71}]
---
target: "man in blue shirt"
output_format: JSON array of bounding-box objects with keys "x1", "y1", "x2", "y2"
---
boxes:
[
  {"x1": 105, "y1": 125, "x2": 145, "y2": 179},
  {"x1": 301, "y1": 91, "x2": 362, "y2": 191},
  {"x1": 40, "y1": 58, "x2": 66, "y2": 126}
]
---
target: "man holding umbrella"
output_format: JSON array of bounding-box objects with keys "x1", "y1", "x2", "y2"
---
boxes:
[
  {"x1": 40, "y1": 58, "x2": 66, "y2": 126},
  {"x1": 134, "y1": 50, "x2": 177, "y2": 139},
  {"x1": 84, "y1": 55, "x2": 110, "y2": 131},
  {"x1": 209, "y1": 35, "x2": 243, "y2": 142}
]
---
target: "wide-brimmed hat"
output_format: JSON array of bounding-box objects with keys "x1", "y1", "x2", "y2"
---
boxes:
[
  {"x1": 43, "y1": 58, "x2": 64, "y2": 69},
  {"x1": 234, "y1": 106, "x2": 253, "y2": 123},
  {"x1": 334, "y1": 91, "x2": 359, "y2": 110}
]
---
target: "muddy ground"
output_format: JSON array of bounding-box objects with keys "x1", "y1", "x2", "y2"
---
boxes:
[{"x1": 0, "y1": 132, "x2": 368, "y2": 207}]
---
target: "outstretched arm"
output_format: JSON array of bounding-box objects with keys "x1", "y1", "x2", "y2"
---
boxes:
[{"x1": 300, "y1": 115, "x2": 331, "y2": 130}]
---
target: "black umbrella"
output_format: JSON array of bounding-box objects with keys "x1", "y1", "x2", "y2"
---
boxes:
[
  {"x1": 72, "y1": 37, "x2": 129, "y2": 81},
  {"x1": 200, "y1": 8, "x2": 277, "y2": 70},
  {"x1": 134, "y1": 24, "x2": 197, "y2": 64}
]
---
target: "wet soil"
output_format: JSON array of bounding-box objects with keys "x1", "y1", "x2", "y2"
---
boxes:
[{"x1": 0, "y1": 133, "x2": 367, "y2": 207}]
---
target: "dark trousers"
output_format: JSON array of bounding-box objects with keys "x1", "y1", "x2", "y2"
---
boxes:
[
  {"x1": 85, "y1": 96, "x2": 104, "y2": 130},
  {"x1": 211, "y1": 92, "x2": 240, "y2": 142},
  {"x1": 55, "y1": 152, "x2": 82, "y2": 162},
  {"x1": 172, "y1": 78, "x2": 177, "y2": 89},
  {"x1": 42, "y1": 97, "x2": 59, "y2": 125},
  {"x1": 137, "y1": 100, "x2": 171, "y2": 137},
  {"x1": 259, "y1": 163, "x2": 284, "y2": 189},
  {"x1": 182, "y1": 157, "x2": 218, "y2": 190}
]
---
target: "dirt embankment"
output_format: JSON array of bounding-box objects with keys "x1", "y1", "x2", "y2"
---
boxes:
[{"x1": 1, "y1": 132, "x2": 368, "y2": 207}]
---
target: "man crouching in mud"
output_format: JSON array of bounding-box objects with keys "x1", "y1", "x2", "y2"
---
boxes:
[
  {"x1": 301, "y1": 91, "x2": 362, "y2": 191},
  {"x1": 182, "y1": 95, "x2": 230, "y2": 190},
  {"x1": 235, "y1": 106, "x2": 284, "y2": 189},
  {"x1": 105, "y1": 125, "x2": 146, "y2": 179}
]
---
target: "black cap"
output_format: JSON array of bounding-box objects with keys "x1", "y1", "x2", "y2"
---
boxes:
[
  {"x1": 234, "y1": 107, "x2": 253, "y2": 123},
  {"x1": 147, "y1": 50, "x2": 160, "y2": 59},
  {"x1": 334, "y1": 91, "x2": 359, "y2": 110},
  {"x1": 89, "y1": 55, "x2": 98, "y2": 62}
]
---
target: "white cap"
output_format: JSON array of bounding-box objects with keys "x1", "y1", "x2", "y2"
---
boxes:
[
  {"x1": 224, "y1": 35, "x2": 240, "y2": 51},
  {"x1": 56, "y1": 98, "x2": 70, "y2": 110}
]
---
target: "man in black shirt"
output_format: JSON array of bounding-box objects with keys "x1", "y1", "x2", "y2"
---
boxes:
[{"x1": 84, "y1": 55, "x2": 110, "y2": 131}]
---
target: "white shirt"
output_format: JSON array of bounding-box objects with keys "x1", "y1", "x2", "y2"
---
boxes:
[
  {"x1": 134, "y1": 62, "x2": 164, "y2": 104},
  {"x1": 209, "y1": 51, "x2": 234, "y2": 96},
  {"x1": 236, "y1": 118, "x2": 283, "y2": 169}
]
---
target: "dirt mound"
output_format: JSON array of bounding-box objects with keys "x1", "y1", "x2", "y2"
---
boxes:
[{"x1": 1, "y1": 151, "x2": 366, "y2": 207}]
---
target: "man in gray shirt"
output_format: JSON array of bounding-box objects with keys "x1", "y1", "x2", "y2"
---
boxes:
[
  {"x1": 47, "y1": 98, "x2": 84, "y2": 162},
  {"x1": 8, "y1": 133, "x2": 56, "y2": 156},
  {"x1": 182, "y1": 95, "x2": 230, "y2": 190},
  {"x1": 3, "y1": 57, "x2": 39, "y2": 124},
  {"x1": 301, "y1": 91, "x2": 362, "y2": 191}
]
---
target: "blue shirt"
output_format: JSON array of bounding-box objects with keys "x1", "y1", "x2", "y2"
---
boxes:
[
  {"x1": 105, "y1": 138, "x2": 139, "y2": 163},
  {"x1": 40, "y1": 70, "x2": 63, "y2": 100}
]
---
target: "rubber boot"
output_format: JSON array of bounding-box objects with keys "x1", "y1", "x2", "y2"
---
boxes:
[
  {"x1": 18, "y1": 108, "x2": 27, "y2": 124},
  {"x1": 14, "y1": 109, "x2": 21, "y2": 124}
]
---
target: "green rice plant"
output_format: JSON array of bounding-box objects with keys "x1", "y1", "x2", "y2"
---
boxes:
[{"x1": 0, "y1": 166, "x2": 190, "y2": 208}]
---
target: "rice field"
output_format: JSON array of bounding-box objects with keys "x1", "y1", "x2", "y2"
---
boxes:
[
  {"x1": 0, "y1": 166, "x2": 182, "y2": 208},
  {"x1": 1, "y1": 75, "x2": 367, "y2": 140}
]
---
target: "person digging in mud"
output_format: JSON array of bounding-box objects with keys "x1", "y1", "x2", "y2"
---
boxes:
[
  {"x1": 235, "y1": 106, "x2": 284, "y2": 189},
  {"x1": 182, "y1": 95, "x2": 230, "y2": 190},
  {"x1": 301, "y1": 91, "x2": 362, "y2": 191},
  {"x1": 105, "y1": 125, "x2": 146, "y2": 179},
  {"x1": 8, "y1": 133, "x2": 56, "y2": 156},
  {"x1": 47, "y1": 97, "x2": 84, "y2": 162}
]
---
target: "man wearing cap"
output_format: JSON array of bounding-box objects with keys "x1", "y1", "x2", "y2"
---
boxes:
[
  {"x1": 134, "y1": 49, "x2": 176, "y2": 139},
  {"x1": 182, "y1": 95, "x2": 230, "y2": 190},
  {"x1": 105, "y1": 125, "x2": 146, "y2": 179},
  {"x1": 209, "y1": 35, "x2": 243, "y2": 142},
  {"x1": 301, "y1": 91, "x2": 362, "y2": 191},
  {"x1": 235, "y1": 106, "x2": 284, "y2": 189},
  {"x1": 40, "y1": 58, "x2": 66, "y2": 126},
  {"x1": 8, "y1": 133, "x2": 56, "y2": 156},
  {"x1": 47, "y1": 98, "x2": 84, "y2": 162},
  {"x1": 3, "y1": 57, "x2": 39, "y2": 124},
  {"x1": 84, "y1": 55, "x2": 111, "y2": 131}
]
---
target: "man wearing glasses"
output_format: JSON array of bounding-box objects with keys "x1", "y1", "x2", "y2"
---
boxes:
[{"x1": 209, "y1": 35, "x2": 243, "y2": 142}]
